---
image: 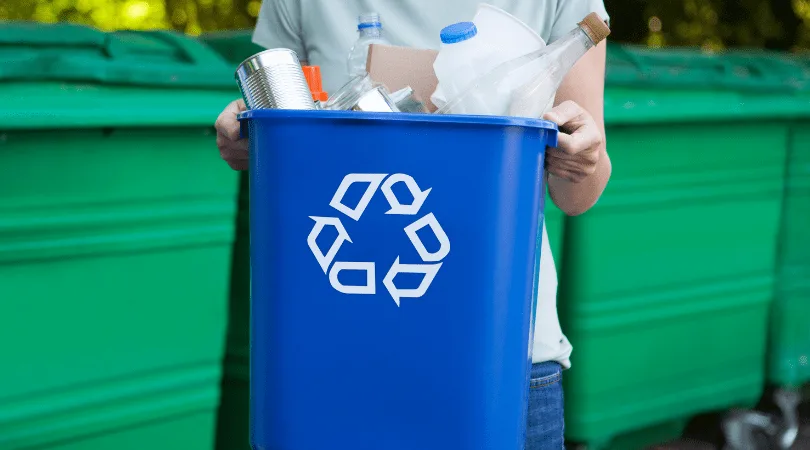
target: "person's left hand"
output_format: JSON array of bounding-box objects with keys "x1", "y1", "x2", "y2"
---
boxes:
[{"x1": 542, "y1": 100, "x2": 604, "y2": 183}]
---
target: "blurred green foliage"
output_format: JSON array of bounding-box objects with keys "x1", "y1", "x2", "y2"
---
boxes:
[
  {"x1": 610, "y1": 0, "x2": 810, "y2": 51},
  {"x1": 0, "y1": 0, "x2": 808, "y2": 50},
  {"x1": 0, "y1": 0, "x2": 259, "y2": 35}
]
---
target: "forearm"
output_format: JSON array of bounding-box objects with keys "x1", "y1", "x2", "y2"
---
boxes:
[
  {"x1": 548, "y1": 146, "x2": 610, "y2": 216},
  {"x1": 547, "y1": 41, "x2": 609, "y2": 216}
]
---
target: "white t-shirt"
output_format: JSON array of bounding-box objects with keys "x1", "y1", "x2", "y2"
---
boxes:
[{"x1": 253, "y1": 0, "x2": 609, "y2": 368}]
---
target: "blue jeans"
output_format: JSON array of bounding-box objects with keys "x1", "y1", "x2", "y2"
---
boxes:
[{"x1": 525, "y1": 361, "x2": 565, "y2": 450}]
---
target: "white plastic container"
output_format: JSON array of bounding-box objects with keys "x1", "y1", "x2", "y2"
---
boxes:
[
  {"x1": 431, "y1": 22, "x2": 495, "y2": 109},
  {"x1": 430, "y1": 4, "x2": 547, "y2": 110}
]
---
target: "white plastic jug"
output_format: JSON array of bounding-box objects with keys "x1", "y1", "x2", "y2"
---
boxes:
[
  {"x1": 431, "y1": 3, "x2": 547, "y2": 111},
  {"x1": 432, "y1": 22, "x2": 496, "y2": 109}
]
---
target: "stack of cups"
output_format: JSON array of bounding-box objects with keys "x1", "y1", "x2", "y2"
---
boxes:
[{"x1": 235, "y1": 49, "x2": 316, "y2": 110}]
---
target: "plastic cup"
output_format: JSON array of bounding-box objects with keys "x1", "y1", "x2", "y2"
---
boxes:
[{"x1": 472, "y1": 3, "x2": 546, "y2": 56}]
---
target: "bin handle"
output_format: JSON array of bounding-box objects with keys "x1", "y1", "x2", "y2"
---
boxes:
[{"x1": 239, "y1": 116, "x2": 249, "y2": 140}]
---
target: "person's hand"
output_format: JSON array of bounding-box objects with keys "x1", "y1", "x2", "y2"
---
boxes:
[
  {"x1": 542, "y1": 100, "x2": 604, "y2": 183},
  {"x1": 215, "y1": 99, "x2": 248, "y2": 171}
]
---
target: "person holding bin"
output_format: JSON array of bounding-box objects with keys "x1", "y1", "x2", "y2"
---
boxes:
[{"x1": 216, "y1": 1, "x2": 611, "y2": 448}]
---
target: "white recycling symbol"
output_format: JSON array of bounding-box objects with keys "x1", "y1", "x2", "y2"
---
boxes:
[{"x1": 307, "y1": 173, "x2": 450, "y2": 306}]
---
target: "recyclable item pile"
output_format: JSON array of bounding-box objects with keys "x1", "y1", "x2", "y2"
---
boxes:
[{"x1": 234, "y1": 3, "x2": 610, "y2": 118}]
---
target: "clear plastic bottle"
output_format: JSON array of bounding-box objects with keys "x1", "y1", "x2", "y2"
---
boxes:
[
  {"x1": 347, "y1": 13, "x2": 392, "y2": 78},
  {"x1": 437, "y1": 12, "x2": 611, "y2": 118}
]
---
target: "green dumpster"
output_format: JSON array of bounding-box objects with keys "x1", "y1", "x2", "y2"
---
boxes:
[
  {"x1": 769, "y1": 53, "x2": 810, "y2": 390},
  {"x1": 0, "y1": 22, "x2": 239, "y2": 449},
  {"x1": 558, "y1": 45, "x2": 803, "y2": 449},
  {"x1": 216, "y1": 175, "x2": 251, "y2": 450},
  {"x1": 199, "y1": 29, "x2": 254, "y2": 450},
  {"x1": 199, "y1": 30, "x2": 264, "y2": 66}
]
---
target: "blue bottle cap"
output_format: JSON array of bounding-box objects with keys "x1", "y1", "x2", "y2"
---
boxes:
[{"x1": 440, "y1": 22, "x2": 478, "y2": 44}]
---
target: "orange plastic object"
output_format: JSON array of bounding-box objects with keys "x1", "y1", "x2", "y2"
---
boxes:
[{"x1": 302, "y1": 65, "x2": 329, "y2": 102}]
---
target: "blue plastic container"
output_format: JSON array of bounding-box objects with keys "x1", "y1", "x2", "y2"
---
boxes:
[{"x1": 244, "y1": 109, "x2": 557, "y2": 450}]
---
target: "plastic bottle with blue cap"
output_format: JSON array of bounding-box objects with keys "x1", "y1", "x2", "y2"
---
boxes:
[
  {"x1": 432, "y1": 21, "x2": 498, "y2": 112},
  {"x1": 347, "y1": 13, "x2": 392, "y2": 78}
]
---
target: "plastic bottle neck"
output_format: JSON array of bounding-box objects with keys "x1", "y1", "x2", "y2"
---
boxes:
[
  {"x1": 555, "y1": 26, "x2": 597, "y2": 53},
  {"x1": 543, "y1": 26, "x2": 597, "y2": 76},
  {"x1": 358, "y1": 25, "x2": 383, "y2": 38}
]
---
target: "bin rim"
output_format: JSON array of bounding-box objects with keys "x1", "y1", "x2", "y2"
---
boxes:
[{"x1": 238, "y1": 109, "x2": 559, "y2": 131}]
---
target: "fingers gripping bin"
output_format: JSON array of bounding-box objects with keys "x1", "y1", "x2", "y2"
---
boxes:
[{"x1": 242, "y1": 109, "x2": 557, "y2": 450}]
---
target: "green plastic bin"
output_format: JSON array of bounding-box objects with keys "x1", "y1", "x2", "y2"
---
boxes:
[
  {"x1": 0, "y1": 22, "x2": 239, "y2": 449},
  {"x1": 769, "y1": 54, "x2": 810, "y2": 390},
  {"x1": 559, "y1": 45, "x2": 805, "y2": 449},
  {"x1": 216, "y1": 174, "x2": 251, "y2": 450},
  {"x1": 199, "y1": 30, "x2": 264, "y2": 66},
  {"x1": 198, "y1": 29, "x2": 254, "y2": 450}
]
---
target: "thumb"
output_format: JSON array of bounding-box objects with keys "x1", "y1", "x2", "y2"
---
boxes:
[{"x1": 543, "y1": 101, "x2": 583, "y2": 127}]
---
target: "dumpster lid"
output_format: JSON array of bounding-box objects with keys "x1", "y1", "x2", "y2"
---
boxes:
[
  {"x1": 768, "y1": 51, "x2": 810, "y2": 92},
  {"x1": 606, "y1": 44, "x2": 807, "y2": 93},
  {"x1": 198, "y1": 30, "x2": 265, "y2": 66},
  {"x1": 0, "y1": 22, "x2": 240, "y2": 129},
  {"x1": 604, "y1": 44, "x2": 810, "y2": 124},
  {"x1": 0, "y1": 21, "x2": 234, "y2": 89}
]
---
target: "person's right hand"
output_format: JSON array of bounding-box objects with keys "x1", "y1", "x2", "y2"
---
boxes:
[{"x1": 215, "y1": 99, "x2": 248, "y2": 171}]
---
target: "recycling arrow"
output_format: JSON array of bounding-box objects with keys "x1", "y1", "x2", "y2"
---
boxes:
[
  {"x1": 382, "y1": 257, "x2": 443, "y2": 307},
  {"x1": 404, "y1": 213, "x2": 450, "y2": 262},
  {"x1": 329, "y1": 261, "x2": 376, "y2": 295},
  {"x1": 307, "y1": 216, "x2": 352, "y2": 273},
  {"x1": 329, "y1": 173, "x2": 387, "y2": 221},
  {"x1": 381, "y1": 173, "x2": 432, "y2": 215}
]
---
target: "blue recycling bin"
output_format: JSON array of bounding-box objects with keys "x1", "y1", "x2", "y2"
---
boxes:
[{"x1": 243, "y1": 109, "x2": 558, "y2": 450}]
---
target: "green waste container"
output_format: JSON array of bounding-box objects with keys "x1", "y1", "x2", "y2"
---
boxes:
[
  {"x1": 558, "y1": 45, "x2": 805, "y2": 449},
  {"x1": 217, "y1": 175, "x2": 251, "y2": 450},
  {"x1": 199, "y1": 29, "x2": 254, "y2": 450},
  {"x1": 0, "y1": 22, "x2": 239, "y2": 449},
  {"x1": 769, "y1": 54, "x2": 810, "y2": 390},
  {"x1": 199, "y1": 30, "x2": 264, "y2": 66}
]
